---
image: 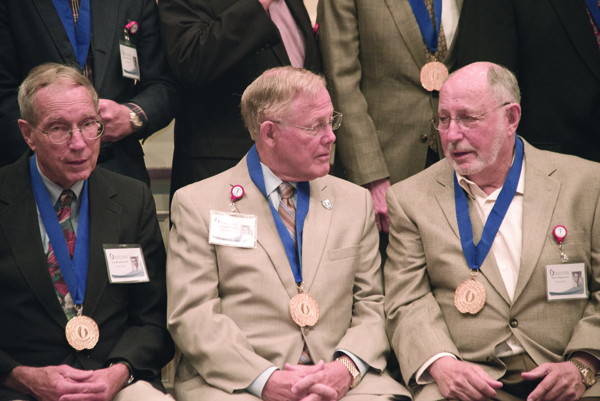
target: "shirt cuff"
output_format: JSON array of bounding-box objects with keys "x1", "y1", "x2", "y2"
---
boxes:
[
  {"x1": 335, "y1": 349, "x2": 369, "y2": 377},
  {"x1": 415, "y1": 352, "x2": 457, "y2": 385},
  {"x1": 246, "y1": 366, "x2": 278, "y2": 398}
]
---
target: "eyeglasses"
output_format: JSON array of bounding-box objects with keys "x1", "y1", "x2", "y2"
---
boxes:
[
  {"x1": 34, "y1": 120, "x2": 105, "y2": 144},
  {"x1": 431, "y1": 102, "x2": 511, "y2": 131},
  {"x1": 271, "y1": 111, "x2": 342, "y2": 137}
]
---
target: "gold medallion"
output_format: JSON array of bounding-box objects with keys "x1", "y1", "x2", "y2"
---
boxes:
[
  {"x1": 289, "y1": 289, "x2": 319, "y2": 327},
  {"x1": 65, "y1": 307, "x2": 99, "y2": 351},
  {"x1": 420, "y1": 60, "x2": 449, "y2": 92},
  {"x1": 454, "y1": 273, "x2": 486, "y2": 314}
]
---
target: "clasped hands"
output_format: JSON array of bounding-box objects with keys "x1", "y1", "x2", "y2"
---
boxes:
[
  {"x1": 262, "y1": 359, "x2": 353, "y2": 401},
  {"x1": 429, "y1": 356, "x2": 587, "y2": 401}
]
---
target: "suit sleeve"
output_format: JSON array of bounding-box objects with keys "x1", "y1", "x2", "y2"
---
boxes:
[
  {"x1": 158, "y1": 0, "x2": 282, "y2": 87},
  {"x1": 453, "y1": 0, "x2": 519, "y2": 73},
  {"x1": 0, "y1": 0, "x2": 30, "y2": 166},
  {"x1": 317, "y1": 0, "x2": 389, "y2": 186},
  {"x1": 105, "y1": 181, "x2": 175, "y2": 380},
  {"x1": 334, "y1": 188, "x2": 390, "y2": 371},
  {"x1": 124, "y1": 0, "x2": 179, "y2": 141},
  {"x1": 167, "y1": 188, "x2": 274, "y2": 393},
  {"x1": 384, "y1": 185, "x2": 460, "y2": 383}
]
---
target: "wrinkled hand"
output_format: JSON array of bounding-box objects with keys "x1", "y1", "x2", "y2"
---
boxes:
[
  {"x1": 98, "y1": 99, "x2": 134, "y2": 142},
  {"x1": 258, "y1": 0, "x2": 274, "y2": 10},
  {"x1": 262, "y1": 361, "x2": 328, "y2": 401},
  {"x1": 4, "y1": 364, "x2": 129, "y2": 401},
  {"x1": 290, "y1": 359, "x2": 352, "y2": 401},
  {"x1": 428, "y1": 357, "x2": 503, "y2": 401},
  {"x1": 364, "y1": 178, "x2": 391, "y2": 233},
  {"x1": 523, "y1": 362, "x2": 585, "y2": 401}
]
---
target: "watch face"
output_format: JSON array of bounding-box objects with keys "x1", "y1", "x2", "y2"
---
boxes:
[{"x1": 584, "y1": 370, "x2": 596, "y2": 386}]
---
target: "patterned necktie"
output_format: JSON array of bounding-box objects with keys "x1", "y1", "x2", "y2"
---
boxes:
[
  {"x1": 47, "y1": 189, "x2": 78, "y2": 320},
  {"x1": 278, "y1": 182, "x2": 297, "y2": 246}
]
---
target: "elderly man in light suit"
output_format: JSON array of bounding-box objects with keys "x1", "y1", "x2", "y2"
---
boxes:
[
  {"x1": 385, "y1": 62, "x2": 600, "y2": 401},
  {"x1": 167, "y1": 67, "x2": 410, "y2": 401}
]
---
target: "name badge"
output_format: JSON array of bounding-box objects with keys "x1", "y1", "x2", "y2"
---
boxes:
[
  {"x1": 546, "y1": 263, "x2": 587, "y2": 301},
  {"x1": 103, "y1": 244, "x2": 149, "y2": 283},
  {"x1": 208, "y1": 210, "x2": 257, "y2": 248},
  {"x1": 119, "y1": 41, "x2": 141, "y2": 80}
]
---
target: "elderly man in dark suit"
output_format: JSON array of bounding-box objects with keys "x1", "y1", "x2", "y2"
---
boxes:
[{"x1": 0, "y1": 63, "x2": 173, "y2": 401}]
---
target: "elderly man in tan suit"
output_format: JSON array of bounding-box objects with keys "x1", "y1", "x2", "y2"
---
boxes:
[
  {"x1": 385, "y1": 62, "x2": 600, "y2": 401},
  {"x1": 167, "y1": 67, "x2": 410, "y2": 401}
]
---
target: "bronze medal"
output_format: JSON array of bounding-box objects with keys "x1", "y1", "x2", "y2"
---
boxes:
[
  {"x1": 289, "y1": 291, "x2": 319, "y2": 327},
  {"x1": 65, "y1": 309, "x2": 99, "y2": 351},
  {"x1": 420, "y1": 60, "x2": 449, "y2": 92},
  {"x1": 454, "y1": 274, "x2": 486, "y2": 314}
]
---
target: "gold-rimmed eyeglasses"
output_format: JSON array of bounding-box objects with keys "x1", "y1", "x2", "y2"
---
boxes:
[
  {"x1": 431, "y1": 102, "x2": 511, "y2": 131},
  {"x1": 34, "y1": 120, "x2": 105, "y2": 144},
  {"x1": 271, "y1": 111, "x2": 342, "y2": 137}
]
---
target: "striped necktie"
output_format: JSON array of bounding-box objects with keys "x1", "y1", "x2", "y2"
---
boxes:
[{"x1": 278, "y1": 182, "x2": 297, "y2": 246}]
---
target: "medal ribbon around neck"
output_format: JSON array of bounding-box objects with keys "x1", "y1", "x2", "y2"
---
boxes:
[
  {"x1": 247, "y1": 145, "x2": 310, "y2": 283},
  {"x1": 407, "y1": 0, "x2": 442, "y2": 53},
  {"x1": 454, "y1": 136, "x2": 523, "y2": 271},
  {"x1": 585, "y1": 0, "x2": 600, "y2": 31},
  {"x1": 52, "y1": 0, "x2": 92, "y2": 69},
  {"x1": 30, "y1": 154, "x2": 90, "y2": 305}
]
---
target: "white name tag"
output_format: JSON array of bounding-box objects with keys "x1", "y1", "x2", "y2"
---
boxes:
[
  {"x1": 103, "y1": 244, "x2": 149, "y2": 283},
  {"x1": 208, "y1": 210, "x2": 257, "y2": 248},
  {"x1": 546, "y1": 263, "x2": 587, "y2": 301},
  {"x1": 119, "y1": 41, "x2": 141, "y2": 80}
]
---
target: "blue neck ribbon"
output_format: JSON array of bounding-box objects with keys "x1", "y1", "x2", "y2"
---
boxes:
[
  {"x1": 585, "y1": 0, "x2": 600, "y2": 31},
  {"x1": 30, "y1": 154, "x2": 90, "y2": 305},
  {"x1": 407, "y1": 0, "x2": 442, "y2": 53},
  {"x1": 52, "y1": 0, "x2": 92, "y2": 69},
  {"x1": 247, "y1": 145, "x2": 310, "y2": 284},
  {"x1": 454, "y1": 136, "x2": 523, "y2": 271}
]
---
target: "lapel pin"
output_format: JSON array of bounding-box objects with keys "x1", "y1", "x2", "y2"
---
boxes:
[{"x1": 321, "y1": 199, "x2": 332, "y2": 210}]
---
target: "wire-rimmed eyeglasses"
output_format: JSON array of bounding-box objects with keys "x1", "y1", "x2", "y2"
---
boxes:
[
  {"x1": 271, "y1": 111, "x2": 342, "y2": 137},
  {"x1": 34, "y1": 120, "x2": 105, "y2": 144},
  {"x1": 431, "y1": 102, "x2": 511, "y2": 131}
]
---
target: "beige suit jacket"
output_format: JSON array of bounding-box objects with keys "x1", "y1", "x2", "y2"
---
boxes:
[
  {"x1": 317, "y1": 0, "x2": 462, "y2": 186},
  {"x1": 167, "y1": 156, "x2": 410, "y2": 400},
  {"x1": 385, "y1": 140, "x2": 600, "y2": 400}
]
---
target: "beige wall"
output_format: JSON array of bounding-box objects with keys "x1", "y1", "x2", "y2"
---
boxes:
[{"x1": 142, "y1": 0, "x2": 319, "y2": 169}]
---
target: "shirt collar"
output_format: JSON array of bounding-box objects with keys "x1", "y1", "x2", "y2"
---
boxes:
[
  {"x1": 260, "y1": 162, "x2": 297, "y2": 197},
  {"x1": 35, "y1": 156, "x2": 85, "y2": 207},
  {"x1": 456, "y1": 160, "x2": 525, "y2": 201}
]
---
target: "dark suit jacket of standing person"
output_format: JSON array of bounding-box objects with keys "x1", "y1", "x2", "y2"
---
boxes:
[
  {"x1": 453, "y1": 0, "x2": 600, "y2": 162},
  {"x1": 0, "y1": 0, "x2": 179, "y2": 185},
  {"x1": 158, "y1": 0, "x2": 321, "y2": 199},
  {"x1": 0, "y1": 152, "x2": 175, "y2": 400}
]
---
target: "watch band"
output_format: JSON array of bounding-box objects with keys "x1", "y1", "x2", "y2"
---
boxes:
[
  {"x1": 569, "y1": 358, "x2": 596, "y2": 388},
  {"x1": 109, "y1": 361, "x2": 135, "y2": 387},
  {"x1": 336, "y1": 356, "x2": 361, "y2": 389}
]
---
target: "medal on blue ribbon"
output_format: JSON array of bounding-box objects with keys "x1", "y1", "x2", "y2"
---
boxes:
[
  {"x1": 30, "y1": 155, "x2": 98, "y2": 349},
  {"x1": 247, "y1": 145, "x2": 319, "y2": 327},
  {"x1": 453, "y1": 136, "x2": 523, "y2": 314}
]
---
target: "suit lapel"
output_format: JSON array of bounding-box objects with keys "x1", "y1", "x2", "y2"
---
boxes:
[
  {"x1": 512, "y1": 144, "x2": 560, "y2": 302},
  {"x1": 230, "y1": 159, "x2": 298, "y2": 299},
  {"x1": 384, "y1": 0, "x2": 428, "y2": 69},
  {"x1": 435, "y1": 166, "x2": 511, "y2": 304},
  {"x1": 33, "y1": 0, "x2": 77, "y2": 63},
  {"x1": 548, "y1": 0, "x2": 600, "y2": 85},
  {"x1": 83, "y1": 170, "x2": 120, "y2": 318},
  {"x1": 285, "y1": 0, "x2": 319, "y2": 70},
  {"x1": 90, "y1": 0, "x2": 120, "y2": 91},
  {"x1": 0, "y1": 155, "x2": 68, "y2": 328},
  {"x1": 300, "y1": 178, "x2": 332, "y2": 294}
]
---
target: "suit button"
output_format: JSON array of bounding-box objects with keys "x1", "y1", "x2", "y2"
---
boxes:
[
  {"x1": 509, "y1": 318, "x2": 518, "y2": 328},
  {"x1": 420, "y1": 134, "x2": 428, "y2": 142}
]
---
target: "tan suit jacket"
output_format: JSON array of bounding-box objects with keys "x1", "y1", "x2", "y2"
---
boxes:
[
  {"x1": 385, "y1": 140, "x2": 600, "y2": 400},
  {"x1": 167, "y1": 156, "x2": 411, "y2": 400},
  {"x1": 317, "y1": 0, "x2": 462, "y2": 185}
]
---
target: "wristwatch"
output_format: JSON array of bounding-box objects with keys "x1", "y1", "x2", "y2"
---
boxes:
[
  {"x1": 336, "y1": 356, "x2": 361, "y2": 389},
  {"x1": 569, "y1": 358, "x2": 596, "y2": 388},
  {"x1": 109, "y1": 361, "x2": 135, "y2": 387},
  {"x1": 129, "y1": 109, "x2": 144, "y2": 131}
]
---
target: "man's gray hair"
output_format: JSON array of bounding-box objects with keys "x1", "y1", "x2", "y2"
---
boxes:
[
  {"x1": 241, "y1": 66, "x2": 326, "y2": 140},
  {"x1": 487, "y1": 64, "x2": 521, "y2": 105},
  {"x1": 18, "y1": 63, "x2": 99, "y2": 126}
]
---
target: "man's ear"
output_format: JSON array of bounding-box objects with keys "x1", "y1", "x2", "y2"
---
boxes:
[
  {"x1": 506, "y1": 103, "x2": 521, "y2": 134},
  {"x1": 18, "y1": 119, "x2": 36, "y2": 151},
  {"x1": 259, "y1": 121, "x2": 278, "y2": 148}
]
